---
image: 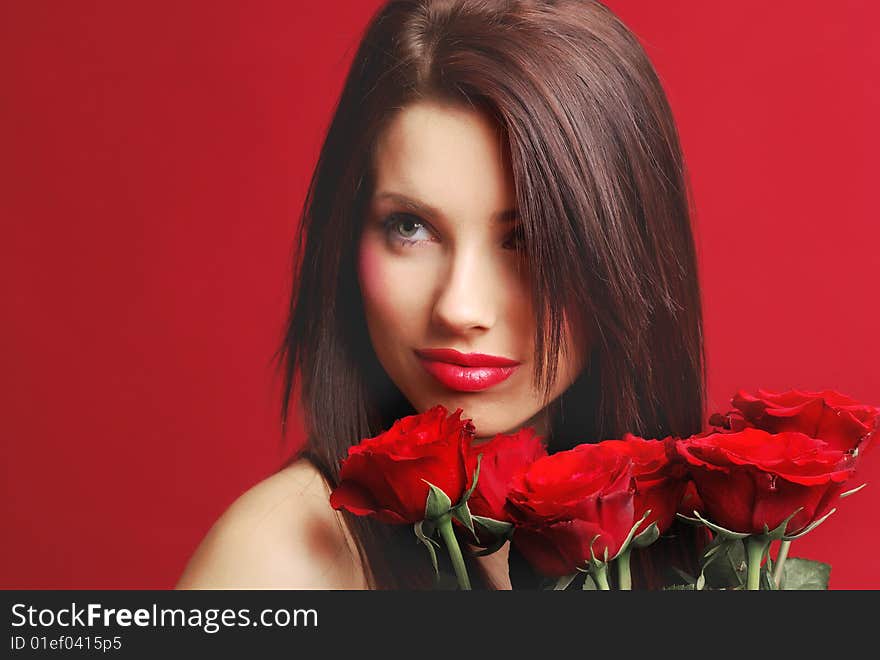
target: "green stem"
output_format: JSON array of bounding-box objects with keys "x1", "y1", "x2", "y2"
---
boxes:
[
  {"x1": 593, "y1": 563, "x2": 611, "y2": 590},
  {"x1": 616, "y1": 548, "x2": 632, "y2": 590},
  {"x1": 437, "y1": 513, "x2": 471, "y2": 590},
  {"x1": 772, "y1": 539, "x2": 791, "y2": 589},
  {"x1": 745, "y1": 536, "x2": 768, "y2": 591}
]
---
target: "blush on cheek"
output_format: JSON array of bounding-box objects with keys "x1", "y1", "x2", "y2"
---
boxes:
[
  {"x1": 357, "y1": 238, "x2": 418, "y2": 321},
  {"x1": 357, "y1": 238, "x2": 385, "y2": 300}
]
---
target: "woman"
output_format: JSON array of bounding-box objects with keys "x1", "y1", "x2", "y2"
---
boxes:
[{"x1": 177, "y1": 0, "x2": 705, "y2": 590}]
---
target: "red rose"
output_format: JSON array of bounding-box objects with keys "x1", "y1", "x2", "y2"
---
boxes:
[
  {"x1": 676, "y1": 427, "x2": 856, "y2": 536},
  {"x1": 465, "y1": 427, "x2": 547, "y2": 522},
  {"x1": 329, "y1": 405, "x2": 475, "y2": 524},
  {"x1": 506, "y1": 443, "x2": 635, "y2": 577},
  {"x1": 463, "y1": 427, "x2": 547, "y2": 544},
  {"x1": 708, "y1": 388, "x2": 879, "y2": 455},
  {"x1": 677, "y1": 480, "x2": 704, "y2": 517},
  {"x1": 599, "y1": 434, "x2": 688, "y2": 535}
]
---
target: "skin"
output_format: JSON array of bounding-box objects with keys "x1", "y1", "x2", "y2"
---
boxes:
[
  {"x1": 177, "y1": 100, "x2": 587, "y2": 590},
  {"x1": 359, "y1": 100, "x2": 586, "y2": 441}
]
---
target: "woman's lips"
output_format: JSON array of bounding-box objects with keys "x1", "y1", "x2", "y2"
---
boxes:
[{"x1": 414, "y1": 349, "x2": 520, "y2": 392}]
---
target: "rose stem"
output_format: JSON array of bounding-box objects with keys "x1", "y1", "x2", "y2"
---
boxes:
[
  {"x1": 593, "y1": 563, "x2": 611, "y2": 590},
  {"x1": 772, "y1": 540, "x2": 791, "y2": 589},
  {"x1": 437, "y1": 513, "x2": 471, "y2": 590},
  {"x1": 616, "y1": 548, "x2": 633, "y2": 590},
  {"x1": 745, "y1": 536, "x2": 768, "y2": 591}
]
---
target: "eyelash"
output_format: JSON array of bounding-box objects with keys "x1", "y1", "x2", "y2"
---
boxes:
[
  {"x1": 380, "y1": 212, "x2": 525, "y2": 251},
  {"x1": 381, "y1": 213, "x2": 432, "y2": 246}
]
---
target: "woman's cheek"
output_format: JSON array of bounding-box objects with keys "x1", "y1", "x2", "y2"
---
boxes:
[
  {"x1": 498, "y1": 257, "x2": 534, "y2": 331},
  {"x1": 357, "y1": 237, "x2": 433, "y2": 327}
]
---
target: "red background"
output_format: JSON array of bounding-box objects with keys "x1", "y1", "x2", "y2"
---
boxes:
[{"x1": 2, "y1": 1, "x2": 877, "y2": 589}]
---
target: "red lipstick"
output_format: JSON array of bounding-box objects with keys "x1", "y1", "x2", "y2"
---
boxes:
[{"x1": 414, "y1": 348, "x2": 520, "y2": 392}]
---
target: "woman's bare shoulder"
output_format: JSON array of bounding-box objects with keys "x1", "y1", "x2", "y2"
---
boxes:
[{"x1": 175, "y1": 457, "x2": 369, "y2": 590}]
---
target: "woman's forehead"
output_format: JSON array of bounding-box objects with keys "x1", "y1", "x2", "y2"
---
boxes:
[{"x1": 371, "y1": 100, "x2": 516, "y2": 227}]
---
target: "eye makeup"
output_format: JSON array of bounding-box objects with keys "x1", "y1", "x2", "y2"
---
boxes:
[
  {"x1": 379, "y1": 211, "x2": 525, "y2": 251},
  {"x1": 380, "y1": 212, "x2": 435, "y2": 247}
]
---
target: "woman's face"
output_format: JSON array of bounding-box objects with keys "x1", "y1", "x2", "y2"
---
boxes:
[{"x1": 357, "y1": 100, "x2": 586, "y2": 440}]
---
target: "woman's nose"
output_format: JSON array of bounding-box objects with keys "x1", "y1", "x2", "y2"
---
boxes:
[{"x1": 431, "y1": 246, "x2": 498, "y2": 334}]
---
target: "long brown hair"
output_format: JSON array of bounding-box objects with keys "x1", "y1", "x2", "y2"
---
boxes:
[{"x1": 277, "y1": 0, "x2": 706, "y2": 589}]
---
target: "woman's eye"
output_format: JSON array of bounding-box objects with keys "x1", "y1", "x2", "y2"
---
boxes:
[
  {"x1": 502, "y1": 226, "x2": 526, "y2": 251},
  {"x1": 382, "y1": 213, "x2": 432, "y2": 245}
]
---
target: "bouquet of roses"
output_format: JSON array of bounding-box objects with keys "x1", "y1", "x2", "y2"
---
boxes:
[{"x1": 329, "y1": 388, "x2": 878, "y2": 590}]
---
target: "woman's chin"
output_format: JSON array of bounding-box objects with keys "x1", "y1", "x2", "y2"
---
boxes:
[
  {"x1": 408, "y1": 391, "x2": 547, "y2": 439},
  {"x1": 466, "y1": 412, "x2": 547, "y2": 442}
]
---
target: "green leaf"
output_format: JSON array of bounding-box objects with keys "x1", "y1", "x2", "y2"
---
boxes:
[
  {"x1": 450, "y1": 501, "x2": 477, "y2": 541},
  {"x1": 582, "y1": 536, "x2": 610, "y2": 579},
  {"x1": 581, "y1": 574, "x2": 597, "y2": 590},
  {"x1": 469, "y1": 534, "x2": 510, "y2": 557},
  {"x1": 472, "y1": 515, "x2": 515, "y2": 538},
  {"x1": 781, "y1": 557, "x2": 831, "y2": 590},
  {"x1": 552, "y1": 573, "x2": 578, "y2": 590},
  {"x1": 675, "y1": 512, "x2": 704, "y2": 526},
  {"x1": 588, "y1": 534, "x2": 602, "y2": 563},
  {"x1": 413, "y1": 521, "x2": 440, "y2": 576},
  {"x1": 691, "y1": 511, "x2": 750, "y2": 539},
  {"x1": 761, "y1": 567, "x2": 777, "y2": 590},
  {"x1": 759, "y1": 543, "x2": 777, "y2": 590},
  {"x1": 611, "y1": 510, "x2": 651, "y2": 560},
  {"x1": 839, "y1": 482, "x2": 867, "y2": 499},
  {"x1": 632, "y1": 522, "x2": 660, "y2": 549},
  {"x1": 783, "y1": 508, "x2": 837, "y2": 541},
  {"x1": 460, "y1": 453, "x2": 482, "y2": 503},
  {"x1": 423, "y1": 480, "x2": 453, "y2": 520},
  {"x1": 420, "y1": 518, "x2": 437, "y2": 539},
  {"x1": 468, "y1": 512, "x2": 515, "y2": 557},
  {"x1": 700, "y1": 538, "x2": 746, "y2": 590},
  {"x1": 700, "y1": 543, "x2": 725, "y2": 562},
  {"x1": 671, "y1": 567, "x2": 697, "y2": 586},
  {"x1": 763, "y1": 507, "x2": 804, "y2": 541},
  {"x1": 698, "y1": 534, "x2": 734, "y2": 565},
  {"x1": 763, "y1": 547, "x2": 774, "y2": 588}
]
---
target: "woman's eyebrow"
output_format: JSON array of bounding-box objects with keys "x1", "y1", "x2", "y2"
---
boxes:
[{"x1": 373, "y1": 191, "x2": 518, "y2": 224}]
